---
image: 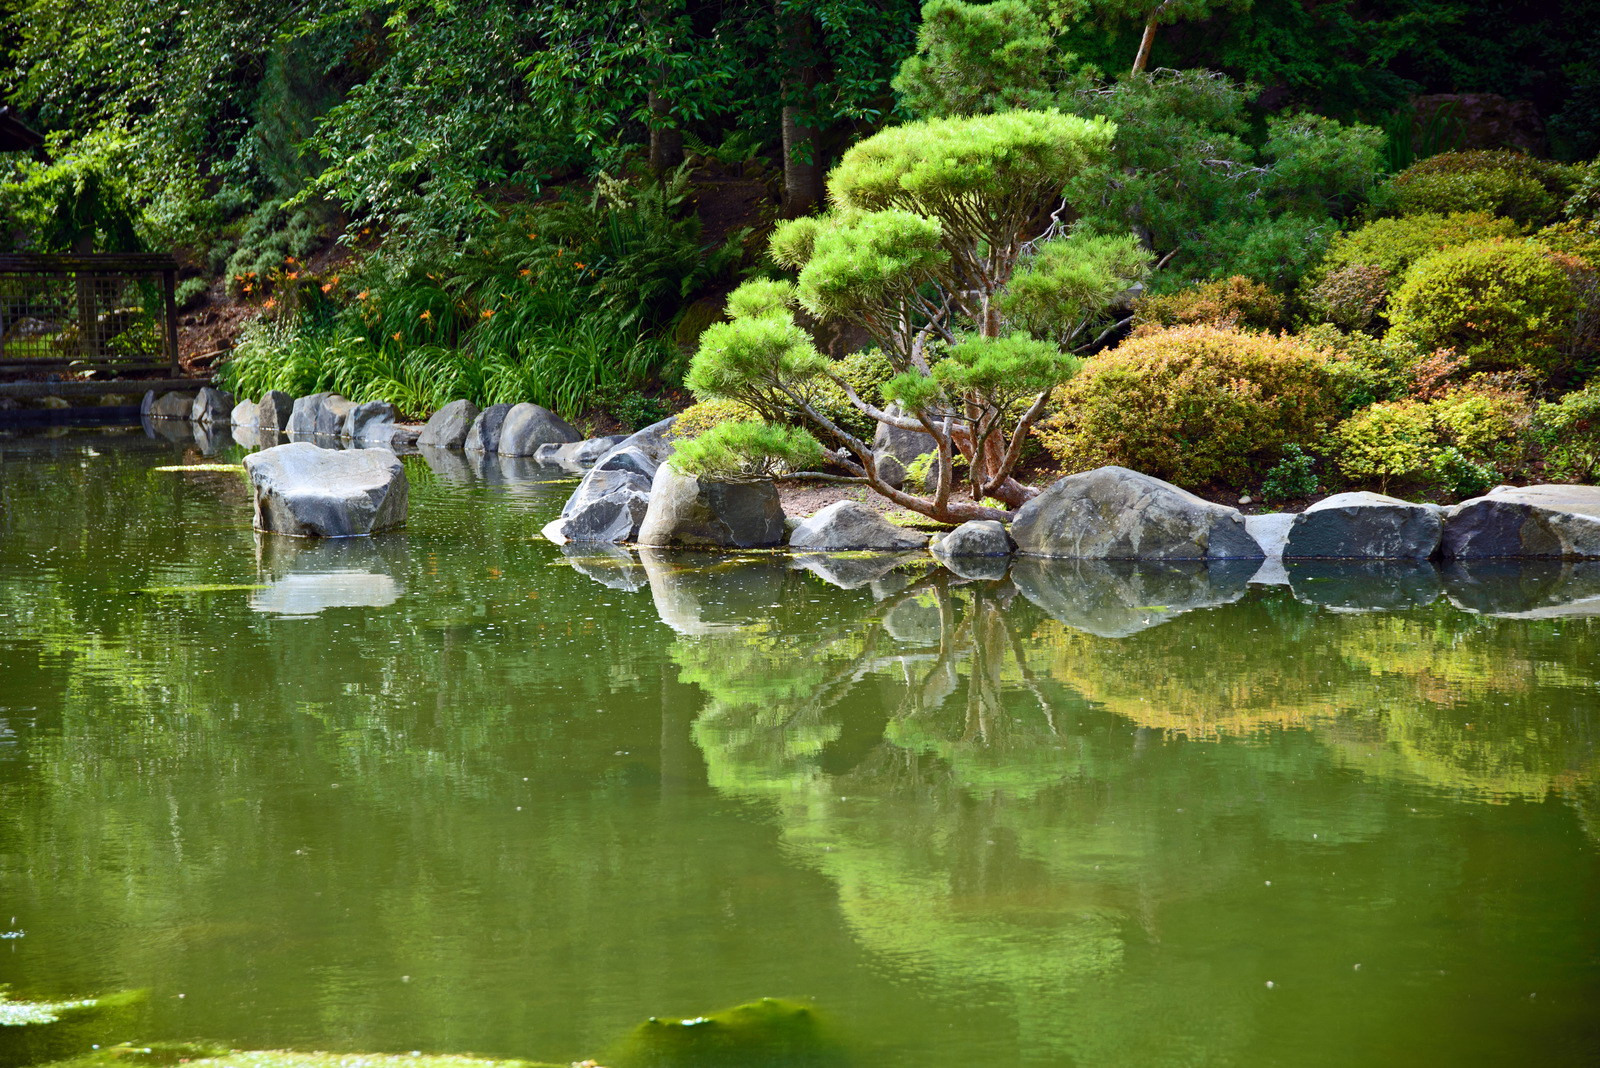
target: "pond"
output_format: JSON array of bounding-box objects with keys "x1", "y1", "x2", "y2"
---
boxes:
[{"x1": 1, "y1": 426, "x2": 1597, "y2": 1068}]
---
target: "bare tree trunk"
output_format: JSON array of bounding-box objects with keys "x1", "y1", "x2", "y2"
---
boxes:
[
  {"x1": 1131, "y1": 0, "x2": 1172, "y2": 74},
  {"x1": 779, "y1": 5, "x2": 825, "y2": 217},
  {"x1": 648, "y1": 87, "x2": 683, "y2": 172}
]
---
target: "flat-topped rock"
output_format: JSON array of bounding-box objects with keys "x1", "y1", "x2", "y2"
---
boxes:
[
  {"x1": 463, "y1": 403, "x2": 516, "y2": 454},
  {"x1": 1443, "y1": 484, "x2": 1600, "y2": 559},
  {"x1": 417, "y1": 399, "x2": 480, "y2": 448},
  {"x1": 191, "y1": 386, "x2": 235, "y2": 425},
  {"x1": 1010, "y1": 466, "x2": 1261, "y2": 560},
  {"x1": 1282, "y1": 491, "x2": 1442, "y2": 560},
  {"x1": 637, "y1": 464, "x2": 784, "y2": 549},
  {"x1": 788, "y1": 500, "x2": 927, "y2": 551},
  {"x1": 497, "y1": 403, "x2": 581, "y2": 456},
  {"x1": 243, "y1": 441, "x2": 408, "y2": 537}
]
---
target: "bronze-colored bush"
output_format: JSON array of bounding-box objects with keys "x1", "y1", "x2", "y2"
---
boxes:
[
  {"x1": 1041, "y1": 324, "x2": 1336, "y2": 486},
  {"x1": 1132, "y1": 276, "x2": 1282, "y2": 334}
]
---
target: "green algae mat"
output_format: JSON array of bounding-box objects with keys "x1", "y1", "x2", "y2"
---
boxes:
[{"x1": 0, "y1": 427, "x2": 1597, "y2": 1068}]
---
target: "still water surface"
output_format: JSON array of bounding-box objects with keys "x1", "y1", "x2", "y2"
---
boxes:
[{"x1": 1, "y1": 426, "x2": 1597, "y2": 1067}]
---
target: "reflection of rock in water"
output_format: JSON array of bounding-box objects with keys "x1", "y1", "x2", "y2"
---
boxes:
[
  {"x1": 250, "y1": 534, "x2": 408, "y2": 617},
  {"x1": 792, "y1": 551, "x2": 924, "y2": 590},
  {"x1": 608, "y1": 997, "x2": 846, "y2": 1068},
  {"x1": 562, "y1": 542, "x2": 648, "y2": 592},
  {"x1": 418, "y1": 444, "x2": 475, "y2": 484},
  {"x1": 881, "y1": 590, "x2": 944, "y2": 645},
  {"x1": 936, "y1": 553, "x2": 1010, "y2": 582},
  {"x1": 1443, "y1": 559, "x2": 1600, "y2": 618},
  {"x1": 1010, "y1": 558, "x2": 1253, "y2": 637},
  {"x1": 1287, "y1": 561, "x2": 1443, "y2": 612},
  {"x1": 143, "y1": 415, "x2": 192, "y2": 444},
  {"x1": 192, "y1": 423, "x2": 236, "y2": 456},
  {"x1": 640, "y1": 548, "x2": 794, "y2": 635}
]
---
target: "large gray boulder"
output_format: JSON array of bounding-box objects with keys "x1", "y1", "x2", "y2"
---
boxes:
[
  {"x1": 872, "y1": 405, "x2": 936, "y2": 489},
  {"x1": 191, "y1": 386, "x2": 235, "y2": 425},
  {"x1": 542, "y1": 469, "x2": 654, "y2": 544},
  {"x1": 497, "y1": 403, "x2": 581, "y2": 456},
  {"x1": 1443, "y1": 484, "x2": 1600, "y2": 559},
  {"x1": 1282, "y1": 492, "x2": 1442, "y2": 560},
  {"x1": 344, "y1": 401, "x2": 399, "y2": 445},
  {"x1": 788, "y1": 500, "x2": 929, "y2": 550},
  {"x1": 286, "y1": 392, "x2": 334, "y2": 437},
  {"x1": 929, "y1": 520, "x2": 1015, "y2": 557},
  {"x1": 243, "y1": 441, "x2": 409, "y2": 537},
  {"x1": 257, "y1": 390, "x2": 294, "y2": 432},
  {"x1": 231, "y1": 398, "x2": 259, "y2": 428},
  {"x1": 535, "y1": 435, "x2": 629, "y2": 471},
  {"x1": 146, "y1": 390, "x2": 196, "y2": 420},
  {"x1": 1010, "y1": 466, "x2": 1262, "y2": 560},
  {"x1": 314, "y1": 395, "x2": 354, "y2": 437},
  {"x1": 463, "y1": 403, "x2": 517, "y2": 454},
  {"x1": 417, "y1": 399, "x2": 480, "y2": 448},
  {"x1": 637, "y1": 464, "x2": 785, "y2": 548}
]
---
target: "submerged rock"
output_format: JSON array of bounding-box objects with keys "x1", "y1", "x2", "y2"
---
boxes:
[
  {"x1": 637, "y1": 465, "x2": 785, "y2": 549},
  {"x1": 497, "y1": 403, "x2": 581, "y2": 456},
  {"x1": 256, "y1": 389, "x2": 294, "y2": 432},
  {"x1": 1443, "y1": 484, "x2": 1600, "y2": 559},
  {"x1": 191, "y1": 386, "x2": 235, "y2": 425},
  {"x1": 788, "y1": 501, "x2": 928, "y2": 550},
  {"x1": 1010, "y1": 466, "x2": 1261, "y2": 561},
  {"x1": 243, "y1": 441, "x2": 409, "y2": 537},
  {"x1": 1282, "y1": 492, "x2": 1442, "y2": 560},
  {"x1": 417, "y1": 399, "x2": 480, "y2": 449},
  {"x1": 463, "y1": 402, "x2": 516, "y2": 454},
  {"x1": 609, "y1": 997, "x2": 843, "y2": 1068}
]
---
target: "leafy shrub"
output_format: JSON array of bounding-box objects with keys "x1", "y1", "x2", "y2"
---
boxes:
[
  {"x1": 224, "y1": 199, "x2": 326, "y2": 295},
  {"x1": 1383, "y1": 151, "x2": 1585, "y2": 227},
  {"x1": 1388, "y1": 238, "x2": 1576, "y2": 376},
  {"x1": 1427, "y1": 380, "x2": 1533, "y2": 469},
  {"x1": 1260, "y1": 443, "x2": 1320, "y2": 503},
  {"x1": 1331, "y1": 400, "x2": 1437, "y2": 493},
  {"x1": 1432, "y1": 446, "x2": 1497, "y2": 498},
  {"x1": 669, "y1": 398, "x2": 759, "y2": 440},
  {"x1": 1301, "y1": 211, "x2": 1520, "y2": 326},
  {"x1": 174, "y1": 277, "x2": 210, "y2": 310},
  {"x1": 1302, "y1": 323, "x2": 1419, "y2": 413},
  {"x1": 1132, "y1": 276, "x2": 1283, "y2": 333},
  {"x1": 669, "y1": 421, "x2": 825, "y2": 482},
  {"x1": 1041, "y1": 325, "x2": 1335, "y2": 486},
  {"x1": 809, "y1": 347, "x2": 899, "y2": 441},
  {"x1": 1305, "y1": 263, "x2": 1390, "y2": 331},
  {"x1": 1534, "y1": 382, "x2": 1600, "y2": 482}
]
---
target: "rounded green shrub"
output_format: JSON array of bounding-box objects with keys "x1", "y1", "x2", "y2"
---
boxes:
[
  {"x1": 1041, "y1": 324, "x2": 1336, "y2": 486},
  {"x1": 1309, "y1": 211, "x2": 1518, "y2": 286},
  {"x1": 1384, "y1": 151, "x2": 1584, "y2": 227},
  {"x1": 1535, "y1": 382, "x2": 1600, "y2": 482},
  {"x1": 1331, "y1": 400, "x2": 1437, "y2": 493},
  {"x1": 1388, "y1": 237, "x2": 1576, "y2": 376}
]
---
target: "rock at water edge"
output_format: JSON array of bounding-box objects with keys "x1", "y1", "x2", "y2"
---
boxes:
[
  {"x1": 417, "y1": 399, "x2": 481, "y2": 449},
  {"x1": 929, "y1": 520, "x2": 1015, "y2": 557},
  {"x1": 637, "y1": 464, "x2": 784, "y2": 549},
  {"x1": 1282, "y1": 492, "x2": 1442, "y2": 560},
  {"x1": 147, "y1": 391, "x2": 196, "y2": 420},
  {"x1": 345, "y1": 401, "x2": 399, "y2": 444},
  {"x1": 243, "y1": 441, "x2": 409, "y2": 537},
  {"x1": 257, "y1": 390, "x2": 294, "y2": 432},
  {"x1": 286, "y1": 392, "x2": 333, "y2": 437},
  {"x1": 788, "y1": 500, "x2": 928, "y2": 550},
  {"x1": 497, "y1": 403, "x2": 581, "y2": 456},
  {"x1": 1010, "y1": 466, "x2": 1261, "y2": 560},
  {"x1": 191, "y1": 386, "x2": 235, "y2": 425},
  {"x1": 231, "y1": 398, "x2": 259, "y2": 428},
  {"x1": 543, "y1": 469, "x2": 654, "y2": 544},
  {"x1": 1442, "y1": 484, "x2": 1600, "y2": 559},
  {"x1": 463, "y1": 402, "x2": 517, "y2": 454}
]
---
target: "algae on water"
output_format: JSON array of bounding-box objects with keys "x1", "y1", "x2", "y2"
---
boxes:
[{"x1": 0, "y1": 989, "x2": 146, "y2": 1068}]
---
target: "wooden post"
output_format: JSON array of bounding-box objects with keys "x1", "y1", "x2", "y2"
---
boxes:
[{"x1": 162, "y1": 267, "x2": 179, "y2": 375}]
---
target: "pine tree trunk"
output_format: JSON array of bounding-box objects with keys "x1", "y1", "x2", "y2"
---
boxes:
[
  {"x1": 779, "y1": 4, "x2": 824, "y2": 217},
  {"x1": 648, "y1": 88, "x2": 682, "y2": 172}
]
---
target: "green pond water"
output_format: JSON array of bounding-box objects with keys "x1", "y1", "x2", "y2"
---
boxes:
[{"x1": 1, "y1": 425, "x2": 1598, "y2": 1068}]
